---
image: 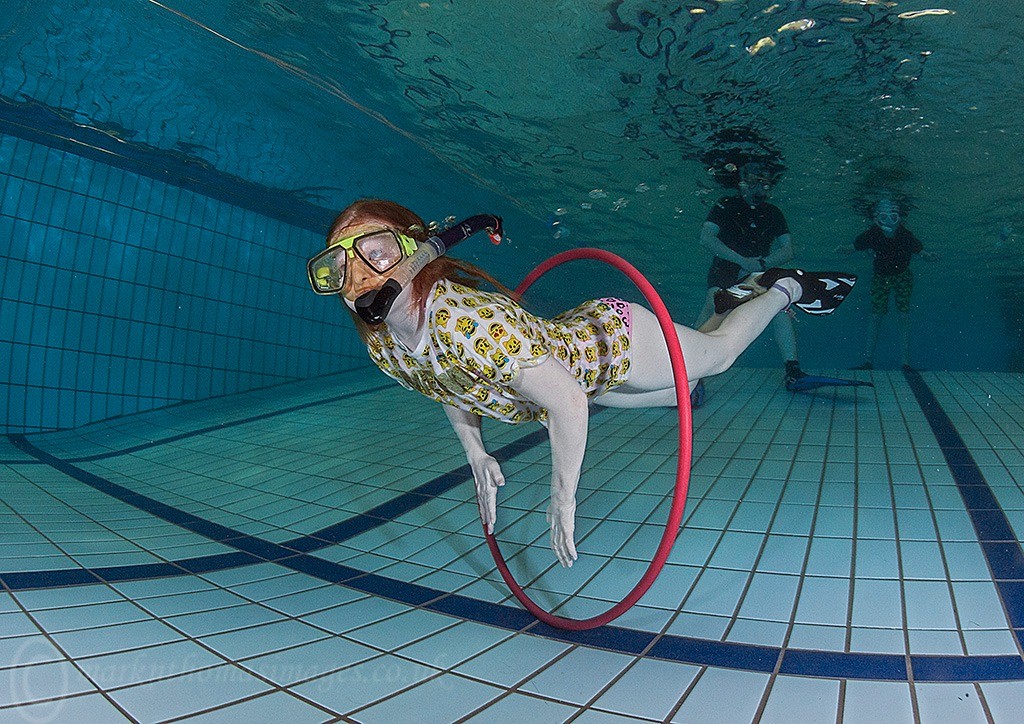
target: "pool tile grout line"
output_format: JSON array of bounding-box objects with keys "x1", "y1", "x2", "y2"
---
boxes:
[
  {"x1": 7, "y1": 399, "x2": 1024, "y2": 681},
  {"x1": 903, "y1": 368, "x2": 1024, "y2": 651},
  {"x1": 2, "y1": 426, "x2": 548, "y2": 588},
  {"x1": 1, "y1": 381, "x2": 392, "y2": 465}
]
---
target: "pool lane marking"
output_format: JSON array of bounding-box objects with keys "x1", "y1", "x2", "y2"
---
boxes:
[
  {"x1": 4, "y1": 426, "x2": 547, "y2": 585},
  {"x1": 903, "y1": 368, "x2": 1024, "y2": 652},
  {"x1": 8, "y1": 410, "x2": 1024, "y2": 681},
  {"x1": 1, "y1": 381, "x2": 392, "y2": 465}
]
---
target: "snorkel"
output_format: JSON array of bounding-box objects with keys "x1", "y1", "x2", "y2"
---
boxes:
[{"x1": 353, "y1": 214, "x2": 503, "y2": 324}]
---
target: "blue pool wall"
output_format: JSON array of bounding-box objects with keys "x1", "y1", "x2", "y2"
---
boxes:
[
  {"x1": 0, "y1": 98, "x2": 544, "y2": 434},
  {"x1": 0, "y1": 130, "x2": 353, "y2": 433}
]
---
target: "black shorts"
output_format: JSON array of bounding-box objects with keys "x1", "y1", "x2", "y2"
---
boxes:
[{"x1": 706, "y1": 258, "x2": 744, "y2": 289}]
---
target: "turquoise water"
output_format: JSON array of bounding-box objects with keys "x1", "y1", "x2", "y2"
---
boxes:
[
  {"x1": 4, "y1": 3, "x2": 1024, "y2": 722},
  {"x1": 4, "y1": 2, "x2": 1020, "y2": 416}
]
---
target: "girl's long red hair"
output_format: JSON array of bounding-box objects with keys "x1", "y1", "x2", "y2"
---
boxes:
[{"x1": 328, "y1": 199, "x2": 513, "y2": 340}]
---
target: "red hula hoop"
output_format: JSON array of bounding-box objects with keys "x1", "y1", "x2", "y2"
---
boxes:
[{"x1": 483, "y1": 247, "x2": 694, "y2": 630}]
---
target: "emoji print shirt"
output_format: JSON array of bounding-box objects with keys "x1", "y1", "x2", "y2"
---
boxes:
[{"x1": 365, "y1": 281, "x2": 633, "y2": 425}]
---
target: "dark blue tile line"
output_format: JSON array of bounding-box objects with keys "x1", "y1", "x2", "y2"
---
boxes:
[
  {"x1": 909, "y1": 654, "x2": 1024, "y2": 682},
  {"x1": 0, "y1": 382, "x2": 392, "y2": 465},
  {"x1": 0, "y1": 94, "x2": 335, "y2": 234},
  {"x1": 427, "y1": 594, "x2": 538, "y2": 631},
  {"x1": 0, "y1": 553, "x2": 263, "y2": 590},
  {"x1": 650, "y1": 635, "x2": 781, "y2": 673},
  {"x1": 7, "y1": 428, "x2": 1024, "y2": 681},
  {"x1": 778, "y1": 648, "x2": 906, "y2": 680},
  {"x1": 0, "y1": 567, "x2": 105, "y2": 589},
  {"x1": 904, "y1": 368, "x2": 1024, "y2": 651},
  {"x1": 68, "y1": 382, "x2": 393, "y2": 463},
  {"x1": 282, "y1": 433, "x2": 548, "y2": 553},
  {"x1": 8, "y1": 435, "x2": 297, "y2": 559},
  {"x1": 2, "y1": 428, "x2": 548, "y2": 587}
]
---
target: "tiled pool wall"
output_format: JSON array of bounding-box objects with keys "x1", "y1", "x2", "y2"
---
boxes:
[
  {"x1": 0, "y1": 81, "x2": 545, "y2": 436},
  {"x1": 0, "y1": 130, "x2": 367, "y2": 434}
]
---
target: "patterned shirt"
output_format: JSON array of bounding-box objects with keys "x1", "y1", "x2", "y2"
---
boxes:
[{"x1": 365, "y1": 281, "x2": 633, "y2": 424}]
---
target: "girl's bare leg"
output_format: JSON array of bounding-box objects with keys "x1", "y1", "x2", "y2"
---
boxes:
[
  {"x1": 594, "y1": 386, "x2": 679, "y2": 408},
  {"x1": 620, "y1": 280, "x2": 800, "y2": 394}
]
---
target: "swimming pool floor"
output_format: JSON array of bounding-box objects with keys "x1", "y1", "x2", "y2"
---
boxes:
[{"x1": 2, "y1": 368, "x2": 1023, "y2": 722}]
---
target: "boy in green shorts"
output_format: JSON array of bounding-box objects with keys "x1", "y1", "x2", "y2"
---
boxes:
[{"x1": 837, "y1": 198, "x2": 939, "y2": 370}]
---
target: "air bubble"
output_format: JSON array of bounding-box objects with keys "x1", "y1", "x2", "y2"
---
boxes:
[{"x1": 551, "y1": 219, "x2": 570, "y2": 239}]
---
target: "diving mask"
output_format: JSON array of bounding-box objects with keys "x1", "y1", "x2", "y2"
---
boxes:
[
  {"x1": 874, "y1": 207, "x2": 900, "y2": 231},
  {"x1": 307, "y1": 226, "x2": 418, "y2": 296},
  {"x1": 307, "y1": 213, "x2": 504, "y2": 325},
  {"x1": 738, "y1": 163, "x2": 773, "y2": 207}
]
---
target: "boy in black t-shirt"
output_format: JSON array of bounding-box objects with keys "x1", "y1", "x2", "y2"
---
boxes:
[
  {"x1": 837, "y1": 198, "x2": 938, "y2": 370},
  {"x1": 695, "y1": 162, "x2": 804, "y2": 389}
]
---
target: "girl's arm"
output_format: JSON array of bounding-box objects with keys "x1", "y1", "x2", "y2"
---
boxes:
[
  {"x1": 512, "y1": 356, "x2": 589, "y2": 567},
  {"x1": 443, "y1": 405, "x2": 505, "y2": 534}
]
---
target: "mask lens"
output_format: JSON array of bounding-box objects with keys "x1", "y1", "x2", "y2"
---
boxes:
[
  {"x1": 355, "y1": 230, "x2": 404, "y2": 273},
  {"x1": 307, "y1": 245, "x2": 347, "y2": 294}
]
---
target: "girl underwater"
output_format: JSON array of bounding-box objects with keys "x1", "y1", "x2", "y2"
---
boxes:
[{"x1": 309, "y1": 199, "x2": 856, "y2": 568}]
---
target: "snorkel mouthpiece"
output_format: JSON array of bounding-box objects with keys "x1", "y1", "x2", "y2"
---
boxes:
[
  {"x1": 355, "y1": 279, "x2": 403, "y2": 325},
  {"x1": 352, "y1": 213, "x2": 503, "y2": 324}
]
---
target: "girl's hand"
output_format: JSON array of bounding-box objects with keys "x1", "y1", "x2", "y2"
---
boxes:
[
  {"x1": 547, "y1": 499, "x2": 578, "y2": 567},
  {"x1": 470, "y1": 454, "x2": 505, "y2": 534},
  {"x1": 442, "y1": 406, "x2": 505, "y2": 535},
  {"x1": 511, "y1": 357, "x2": 589, "y2": 568}
]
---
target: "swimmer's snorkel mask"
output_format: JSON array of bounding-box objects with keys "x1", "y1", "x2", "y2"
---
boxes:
[
  {"x1": 307, "y1": 213, "x2": 503, "y2": 324},
  {"x1": 738, "y1": 163, "x2": 773, "y2": 208},
  {"x1": 873, "y1": 201, "x2": 900, "y2": 234}
]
